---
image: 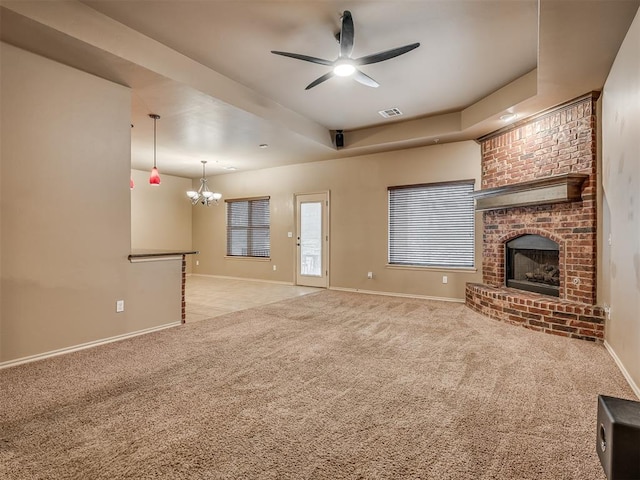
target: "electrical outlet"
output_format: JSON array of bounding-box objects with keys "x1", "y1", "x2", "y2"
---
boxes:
[
  {"x1": 116, "y1": 300, "x2": 124, "y2": 313},
  {"x1": 196, "y1": 260, "x2": 200, "y2": 266},
  {"x1": 273, "y1": 265, "x2": 277, "y2": 271},
  {"x1": 442, "y1": 276, "x2": 448, "y2": 284},
  {"x1": 367, "y1": 272, "x2": 373, "y2": 279},
  {"x1": 287, "y1": 232, "x2": 293, "y2": 238}
]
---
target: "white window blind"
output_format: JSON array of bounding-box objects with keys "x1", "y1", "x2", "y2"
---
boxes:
[
  {"x1": 226, "y1": 197, "x2": 270, "y2": 258},
  {"x1": 388, "y1": 181, "x2": 475, "y2": 268}
]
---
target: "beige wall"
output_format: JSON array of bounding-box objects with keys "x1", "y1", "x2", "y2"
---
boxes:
[
  {"x1": 193, "y1": 141, "x2": 483, "y2": 300},
  {"x1": 130, "y1": 169, "x2": 193, "y2": 270},
  {"x1": 601, "y1": 7, "x2": 640, "y2": 394},
  {"x1": 0, "y1": 43, "x2": 182, "y2": 364}
]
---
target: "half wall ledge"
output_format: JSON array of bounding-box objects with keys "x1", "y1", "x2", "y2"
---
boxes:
[
  {"x1": 465, "y1": 283, "x2": 605, "y2": 342},
  {"x1": 128, "y1": 249, "x2": 198, "y2": 262}
]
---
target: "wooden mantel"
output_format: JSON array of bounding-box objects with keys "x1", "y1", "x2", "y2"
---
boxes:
[{"x1": 470, "y1": 173, "x2": 589, "y2": 211}]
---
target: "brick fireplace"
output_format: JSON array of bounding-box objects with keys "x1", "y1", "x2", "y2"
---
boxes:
[{"x1": 465, "y1": 92, "x2": 605, "y2": 342}]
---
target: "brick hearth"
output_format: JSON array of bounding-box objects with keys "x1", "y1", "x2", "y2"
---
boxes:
[
  {"x1": 466, "y1": 92, "x2": 603, "y2": 342},
  {"x1": 466, "y1": 283, "x2": 604, "y2": 341}
]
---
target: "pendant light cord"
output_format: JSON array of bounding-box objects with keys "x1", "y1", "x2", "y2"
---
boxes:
[
  {"x1": 148, "y1": 113, "x2": 161, "y2": 168},
  {"x1": 153, "y1": 116, "x2": 157, "y2": 169}
]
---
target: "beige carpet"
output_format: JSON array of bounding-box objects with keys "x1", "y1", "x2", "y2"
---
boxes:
[{"x1": 0, "y1": 290, "x2": 635, "y2": 479}]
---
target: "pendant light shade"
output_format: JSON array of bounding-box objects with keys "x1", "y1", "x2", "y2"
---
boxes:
[
  {"x1": 149, "y1": 167, "x2": 161, "y2": 185},
  {"x1": 149, "y1": 114, "x2": 161, "y2": 185},
  {"x1": 187, "y1": 160, "x2": 222, "y2": 206}
]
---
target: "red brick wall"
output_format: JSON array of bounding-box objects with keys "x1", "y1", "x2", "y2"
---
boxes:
[{"x1": 479, "y1": 93, "x2": 598, "y2": 305}]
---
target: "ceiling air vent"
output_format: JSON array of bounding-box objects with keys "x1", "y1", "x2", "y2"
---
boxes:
[{"x1": 378, "y1": 108, "x2": 403, "y2": 119}]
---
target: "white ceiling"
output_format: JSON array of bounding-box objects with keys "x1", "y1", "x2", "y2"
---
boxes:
[{"x1": 1, "y1": 0, "x2": 639, "y2": 178}]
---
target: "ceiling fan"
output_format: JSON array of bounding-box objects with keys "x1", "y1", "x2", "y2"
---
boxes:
[{"x1": 271, "y1": 10, "x2": 420, "y2": 90}]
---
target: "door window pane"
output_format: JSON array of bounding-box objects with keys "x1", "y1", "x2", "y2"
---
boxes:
[{"x1": 300, "y1": 202, "x2": 322, "y2": 276}]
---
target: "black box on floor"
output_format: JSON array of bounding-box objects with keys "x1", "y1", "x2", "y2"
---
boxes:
[{"x1": 597, "y1": 395, "x2": 640, "y2": 480}]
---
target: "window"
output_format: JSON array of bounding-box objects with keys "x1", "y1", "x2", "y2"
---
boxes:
[
  {"x1": 226, "y1": 197, "x2": 270, "y2": 258},
  {"x1": 388, "y1": 180, "x2": 475, "y2": 268}
]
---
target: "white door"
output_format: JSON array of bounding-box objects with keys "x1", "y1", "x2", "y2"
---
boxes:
[{"x1": 295, "y1": 192, "x2": 329, "y2": 288}]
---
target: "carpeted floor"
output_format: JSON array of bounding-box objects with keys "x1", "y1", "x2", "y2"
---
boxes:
[{"x1": 0, "y1": 290, "x2": 635, "y2": 479}]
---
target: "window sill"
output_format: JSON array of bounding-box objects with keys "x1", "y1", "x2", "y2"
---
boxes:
[{"x1": 386, "y1": 264, "x2": 477, "y2": 273}]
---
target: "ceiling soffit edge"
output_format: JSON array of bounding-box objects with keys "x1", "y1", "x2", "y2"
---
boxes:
[
  {"x1": 0, "y1": 0, "x2": 333, "y2": 150},
  {"x1": 341, "y1": 70, "x2": 539, "y2": 152}
]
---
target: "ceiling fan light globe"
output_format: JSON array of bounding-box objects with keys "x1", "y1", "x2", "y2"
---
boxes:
[{"x1": 333, "y1": 62, "x2": 355, "y2": 77}]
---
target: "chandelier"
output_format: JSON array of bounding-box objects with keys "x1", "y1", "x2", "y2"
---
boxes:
[{"x1": 187, "y1": 160, "x2": 222, "y2": 206}]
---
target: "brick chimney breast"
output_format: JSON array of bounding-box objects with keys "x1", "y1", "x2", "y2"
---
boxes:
[{"x1": 466, "y1": 93, "x2": 604, "y2": 342}]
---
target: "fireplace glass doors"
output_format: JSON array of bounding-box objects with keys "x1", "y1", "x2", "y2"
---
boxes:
[{"x1": 505, "y1": 235, "x2": 560, "y2": 297}]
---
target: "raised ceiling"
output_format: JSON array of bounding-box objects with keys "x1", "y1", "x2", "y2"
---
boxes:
[{"x1": 1, "y1": 1, "x2": 638, "y2": 178}]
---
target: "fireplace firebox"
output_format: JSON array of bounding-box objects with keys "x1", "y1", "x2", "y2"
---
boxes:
[{"x1": 505, "y1": 235, "x2": 560, "y2": 297}]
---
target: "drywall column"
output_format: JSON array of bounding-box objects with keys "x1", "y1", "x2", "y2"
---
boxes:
[
  {"x1": 0, "y1": 43, "x2": 181, "y2": 363},
  {"x1": 601, "y1": 7, "x2": 640, "y2": 396}
]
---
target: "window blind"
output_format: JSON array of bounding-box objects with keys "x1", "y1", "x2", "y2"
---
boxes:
[
  {"x1": 226, "y1": 197, "x2": 270, "y2": 257},
  {"x1": 388, "y1": 181, "x2": 475, "y2": 268}
]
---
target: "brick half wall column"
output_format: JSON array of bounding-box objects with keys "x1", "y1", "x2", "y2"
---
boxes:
[{"x1": 181, "y1": 255, "x2": 187, "y2": 324}]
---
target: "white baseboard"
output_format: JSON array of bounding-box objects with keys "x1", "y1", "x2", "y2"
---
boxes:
[
  {"x1": 0, "y1": 321, "x2": 181, "y2": 370},
  {"x1": 328, "y1": 286, "x2": 465, "y2": 303},
  {"x1": 188, "y1": 273, "x2": 294, "y2": 286},
  {"x1": 604, "y1": 340, "x2": 640, "y2": 400}
]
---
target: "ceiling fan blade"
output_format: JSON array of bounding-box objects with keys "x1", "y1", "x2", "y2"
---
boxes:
[
  {"x1": 353, "y1": 69, "x2": 379, "y2": 88},
  {"x1": 340, "y1": 10, "x2": 355, "y2": 58},
  {"x1": 354, "y1": 42, "x2": 420, "y2": 66},
  {"x1": 305, "y1": 71, "x2": 335, "y2": 90},
  {"x1": 271, "y1": 51, "x2": 333, "y2": 66}
]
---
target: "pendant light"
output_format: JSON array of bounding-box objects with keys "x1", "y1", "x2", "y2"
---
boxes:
[
  {"x1": 186, "y1": 160, "x2": 222, "y2": 206},
  {"x1": 149, "y1": 114, "x2": 161, "y2": 185}
]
